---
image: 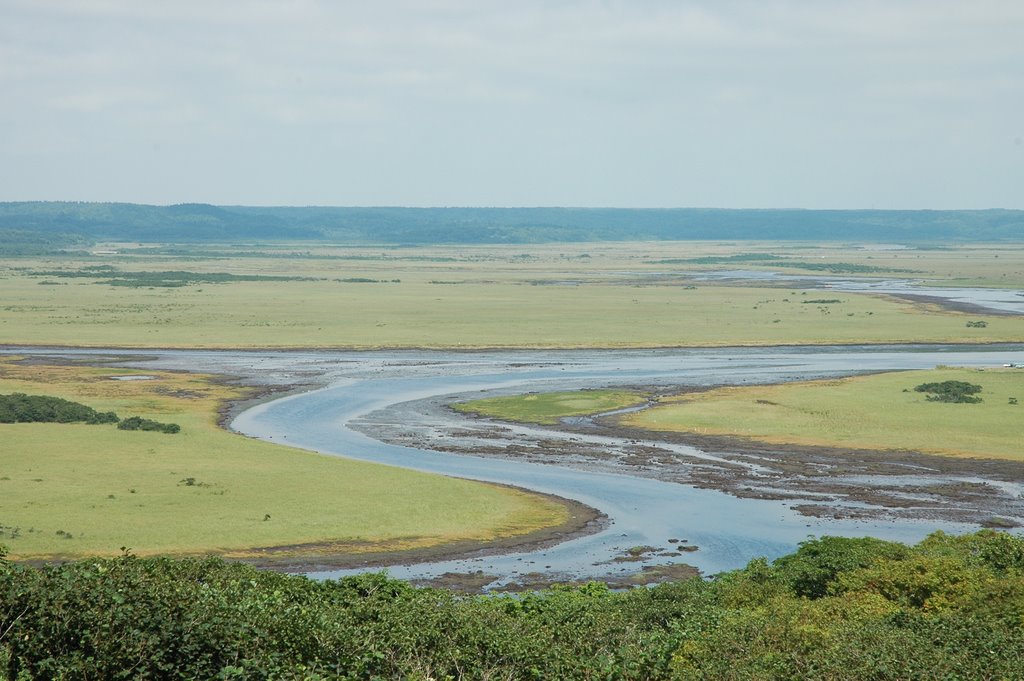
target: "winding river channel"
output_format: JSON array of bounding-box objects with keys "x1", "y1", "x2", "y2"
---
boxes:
[{"x1": 10, "y1": 342, "x2": 1024, "y2": 587}]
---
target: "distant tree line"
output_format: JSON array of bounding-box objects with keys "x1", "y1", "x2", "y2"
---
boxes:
[
  {"x1": 0, "y1": 228, "x2": 88, "y2": 256},
  {"x1": 2, "y1": 202, "x2": 1023, "y2": 244},
  {"x1": 0, "y1": 393, "x2": 179, "y2": 432}
]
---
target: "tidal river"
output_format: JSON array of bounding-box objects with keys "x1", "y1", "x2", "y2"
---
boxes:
[{"x1": 13, "y1": 344, "x2": 1023, "y2": 586}]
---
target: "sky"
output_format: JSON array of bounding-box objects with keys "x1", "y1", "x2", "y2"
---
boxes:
[{"x1": 1, "y1": 0, "x2": 1022, "y2": 208}]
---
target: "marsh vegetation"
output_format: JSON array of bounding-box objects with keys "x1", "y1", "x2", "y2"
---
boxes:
[
  {"x1": 2, "y1": 241, "x2": 1024, "y2": 348},
  {"x1": 0, "y1": 357, "x2": 570, "y2": 563},
  {"x1": 623, "y1": 368, "x2": 1024, "y2": 460}
]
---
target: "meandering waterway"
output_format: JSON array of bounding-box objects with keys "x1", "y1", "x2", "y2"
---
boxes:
[{"x1": 10, "y1": 344, "x2": 1022, "y2": 587}]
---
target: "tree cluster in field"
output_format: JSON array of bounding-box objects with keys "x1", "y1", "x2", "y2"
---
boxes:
[
  {"x1": 0, "y1": 393, "x2": 117, "y2": 425},
  {"x1": 0, "y1": 393, "x2": 178, "y2": 433},
  {"x1": 116, "y1": 416, "x2": 180, "y2": 434},
  {"x1": 913, "y1": 380, "x2": 984, "y2": 403},
  {"x1": 2, "y1": 530, "x2": 1023, "y2": 680}
]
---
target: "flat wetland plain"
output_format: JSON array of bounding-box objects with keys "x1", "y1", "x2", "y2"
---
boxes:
[
  {"x1": 3, "y1": 241, "x2": 1024, "y2": 349},
  {"x1": 0, "y1": 357, "x2": 570, "y2": 565},
  {"x1": 2, "y1": 240, "x2": 1023, "y2": 567},
  {"x1": 623, "y1": 368, "x2": 1024, "y2": 460},
  {"x1": 457, "y1": 371, "x2": 1024, "y2": 462}
]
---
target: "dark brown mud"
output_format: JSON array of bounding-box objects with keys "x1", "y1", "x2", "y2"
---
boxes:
[{"x1": 353, "y1": 388, "x2": 1024, "y2": 529}]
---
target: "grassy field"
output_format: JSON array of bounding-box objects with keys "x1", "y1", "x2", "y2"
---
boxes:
[
  {"x1": 0, "y1": 358, "x2": 569, "y2": 561},
  {"x1": 622, "y1": 368, "x2": 1024, "y2": 460},
  {"x1": 454, "y1": 389, "x2": 646, "y2": 425},
  {"x1": 2, "y1": 242, "x2": 1023, "y2": 348}
]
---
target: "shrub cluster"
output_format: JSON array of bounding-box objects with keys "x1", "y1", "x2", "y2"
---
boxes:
[
  {"x1": 116, "y1": 416, "x2": 181, "y2": 434},
  {"x1": 0, "y1": 393, "x2": 179, "y2": 433},
  {"x1": 1, "y1": 531, "x2": 1022, "y2": 679},
  {"x1": 913, "y1": 380, "x2": 983, "y2": 403},
  {"x1": 0, "y1": 393, "x2": 117, "y2": 424}
]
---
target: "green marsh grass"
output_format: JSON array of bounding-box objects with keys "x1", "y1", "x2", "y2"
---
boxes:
[
  {"x1": 624, "y1": 368, "x2": 1024, "y2": 459},
  {"x1": 3, "y1": 241, "x2": 1024, "y2": 348},
  {"x1": 0, "y1": 359, "x2": 568, "y2": 561},
  {"x1": 454, "y1": 389, "x2": 646, "y2": 425}
]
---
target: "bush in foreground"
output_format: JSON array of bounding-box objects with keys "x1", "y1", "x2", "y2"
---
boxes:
[{"x1": 1, "y1": 531, "x2": 1023, "y2": 679}]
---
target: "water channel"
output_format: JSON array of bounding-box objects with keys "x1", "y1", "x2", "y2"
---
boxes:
[
  {"x1": 10, "y1": 343, "x2": 1023, "y2": 587},
  {"x1": 694, "y1": 269, "x2": 1024, "y2": 314}
]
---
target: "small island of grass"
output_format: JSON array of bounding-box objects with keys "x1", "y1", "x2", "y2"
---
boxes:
[{"x1": 454, "y1": 389, "x2": 646, "y2": 425}]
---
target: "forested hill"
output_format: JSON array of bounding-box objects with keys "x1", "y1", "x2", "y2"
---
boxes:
[{"x1": 2, "y1": 202, "x2": 1022, "y2": 245}]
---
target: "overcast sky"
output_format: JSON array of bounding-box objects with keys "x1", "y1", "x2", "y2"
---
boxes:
[{"x1": 1, "y1": 0, "x2": 1022, "y2": 208}]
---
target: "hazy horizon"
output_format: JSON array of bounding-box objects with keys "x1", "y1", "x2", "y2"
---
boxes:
[
  {"x1": 2, "y1": 1, "x2": 1022, "y2": 209},
  {"x1": 5, "y1": 200, "x2": 1024, "y2": 212}
]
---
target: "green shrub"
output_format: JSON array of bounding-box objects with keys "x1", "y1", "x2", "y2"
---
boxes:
[
  {"x1": 117, "y1": 416, "x2": 180, "y2": 434},
  {"x1": 913, "y1": 380, "x2": 983, "y2": 403},
  {"x1": 2, "y1": 531, "x2": 1023, "y2": 679},
  {"x1": 0, "y1": 393, "x2": 118, "y2": 424}
]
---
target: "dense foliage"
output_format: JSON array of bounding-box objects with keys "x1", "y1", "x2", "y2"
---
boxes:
[
  {"x1": 2, "y1": 202, "x2": 1024, "y2": 243},
  {"x1": 914, "y1": 380, "x2": 984, "y2": 403},
  {"x1": 0, "y1": 393, "x2": 178, "y2": 433},
  {"x1": 2, "y1": 531, "x2": 1022, "y2": 679},
  {"x1": 0, "y1": 393, "x2": 118, "y2": 425},
  {"x1": 0, "y1": 228, "x2": 88, "y2": 256},
  {"x1": 116, "y1": 416, "x2": 181, "y2": 434}
]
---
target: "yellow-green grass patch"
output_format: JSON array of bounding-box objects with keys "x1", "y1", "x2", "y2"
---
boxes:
[
  {"x1": 3, "y1": 241, "x2": 1024, "y2": 349},
  {"x1": 3, "y1": 255, "x2": 1023, "y2": 348},
  {"x1": 454, "y1": 389, "x2": 647, "y2": 425},
  {"x1": 0, "y1": 359, "x2": 569, "y2": 561},
  {"x1": 622, "y1": 368, "x2": 1024, "y2": 460}
]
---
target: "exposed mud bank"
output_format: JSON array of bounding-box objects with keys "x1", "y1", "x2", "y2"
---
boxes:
[
  {"x1": 352, "y1": 389, "x2": 1024, "y2": 530},
  {"x1": 9, "y1": 344, "x2": 1024, "y2": 589}
]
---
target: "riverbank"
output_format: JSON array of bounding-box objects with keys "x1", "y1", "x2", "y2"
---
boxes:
[
  {"x1": 9, "y1": 344, "x2": 1024, "y2": 588},
  {"x1": 229, "y1": 488, "x2": 605, "y2": 573},
  {"x1": 353, "y1": 386, "x2": 1024, "y2": 529},
  {"x1": 0, "y1": 353, "x2": 597, "y2": 570}
]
